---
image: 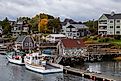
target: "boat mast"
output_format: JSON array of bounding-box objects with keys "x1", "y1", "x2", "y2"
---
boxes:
[
  {"x1": 29, "y1": 35, "x2": 31, "y2": 53},
  {"x1": 39, "y1": 14, "x2": 41, "y2": 55}
]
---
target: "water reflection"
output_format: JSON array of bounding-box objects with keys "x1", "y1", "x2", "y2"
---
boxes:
[
  {"x1": 84, "y1": 62, "x2": 121, "y2": 77},
  {"x1": 0, "y1": 55, "x2": 63, "y2": 81}
]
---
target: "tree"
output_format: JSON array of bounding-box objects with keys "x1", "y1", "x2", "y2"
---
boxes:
[
  {"x1": 83, "y1": 20, "x2": 98, "y2": 35},
  {"x1": 29, "y1": 13, "x2": 54, "y2": 33},
  {"x1": 0, "y1": 17, "x2": 11, "y2": 35},
  {"x1": 47, "y1": 18, "x2": 61, "y2": 33},
  {"x1": 17, "y1": 17, "x2": 31, "y2": 21},
  {"x1": 38, "y1": 19, "x2": 48, "y2": 33}
]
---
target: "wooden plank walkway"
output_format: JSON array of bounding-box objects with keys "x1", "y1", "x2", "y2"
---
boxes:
[{"x1": 64, "y1": 66, "x2": 121, "y2": 81}]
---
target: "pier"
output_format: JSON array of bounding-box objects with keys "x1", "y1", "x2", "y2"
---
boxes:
[
  {"x1": 83, "y1": 43, "x2": 121, "y2": 62},
  {"x1": 64, "y1": 66, "x2": 121, "y2": 81}
]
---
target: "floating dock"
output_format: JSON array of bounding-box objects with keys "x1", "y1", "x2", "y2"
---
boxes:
[{"x1": 64, "y1": 66, "x2": 121, "y2": 81}]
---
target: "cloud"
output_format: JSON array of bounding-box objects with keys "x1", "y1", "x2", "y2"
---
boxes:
[{"x1": 0, "y1": 0, "x2": 120, "y2": 21}]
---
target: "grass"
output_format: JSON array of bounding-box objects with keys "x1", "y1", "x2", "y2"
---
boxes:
[
  {"x1": 111, "y1": 40, "x2": 121, "y2": 45},
  {"x1": 84, "y1": 35, "x2": 121, "y2": 46}
]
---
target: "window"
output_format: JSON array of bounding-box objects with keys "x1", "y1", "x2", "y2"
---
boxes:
[
  {"x1": 110, "y1": 32, "x2": 113, "y2": 34},
  {"x1": 25, "y1": 43, "x2": 28, "y2": 46},
  {"x1": 110, "y1": 26, "x2": 113, "y2": 28},
  {"x1": 117, "y1": 20, "x2": 120, "y2": 23},
  {"x1": 29, "y1": 42, "x2": 33, "y2": 46},
  {"x1": 116, "y1": 26, "x2": 120, "y2": 28},
  {"x1": 116, "y1": 31, "x2": 120, "y2": 34},
  {"x1": 110, "y1": 21, "x2": 113, "y2": 23}
]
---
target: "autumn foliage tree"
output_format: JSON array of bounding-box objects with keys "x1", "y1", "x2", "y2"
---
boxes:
[{"x1": 38, "y1": 19, "x2": 48, "y2": 33}]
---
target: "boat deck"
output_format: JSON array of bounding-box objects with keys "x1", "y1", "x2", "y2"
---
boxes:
[{"x1": 45, "y1": 64, "x2": 60, "y2": 69}]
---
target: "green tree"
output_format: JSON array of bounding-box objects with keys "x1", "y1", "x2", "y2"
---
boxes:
[
  {"x1": 17, "y1": 17, "x2": 31, "y2": 21},
  {"x1": 47, "y1": 18, "x2": 61, "y2": 33},
  {"x1": 0, "y1": 17, "x2": 11, "y2": 35},
  {"x1": 83, "y1": 20, "x2": 98, "y2": 35}
]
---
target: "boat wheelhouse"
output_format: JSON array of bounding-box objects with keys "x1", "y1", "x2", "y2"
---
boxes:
[{"x1": 6, "y1": 50, "x2": 25, "y2": 65}]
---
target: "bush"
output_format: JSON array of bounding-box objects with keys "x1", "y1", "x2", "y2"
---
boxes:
[
  {"x1": 98, "y1": 38, "x2": 113, "y2": 43},
  {"x1": 93, "y1": 36, "x2": 98, "y2": 40},
  {"x1": 114, "y1": 35, "x2": 121, "y2": 40}
]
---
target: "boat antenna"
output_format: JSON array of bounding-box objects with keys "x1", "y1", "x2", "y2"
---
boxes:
[{"x1": 29, "y1": 35, "x2": 31, "y2": 53}]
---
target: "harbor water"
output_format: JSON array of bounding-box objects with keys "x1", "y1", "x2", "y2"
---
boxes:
[
  {"x1": 1, "y1": 54, "x2": 121, "y2": 81},
  {"x1": 0, "y1": 55, "x2": 91, "y2": 81}
]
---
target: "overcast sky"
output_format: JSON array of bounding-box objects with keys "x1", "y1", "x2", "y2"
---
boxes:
[{"x1": 0, "y1": 0, "x2": 121, "y2": 21}]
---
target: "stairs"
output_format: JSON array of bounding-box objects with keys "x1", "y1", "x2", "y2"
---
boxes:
[{"x1": 55, "y1": 56, "x2": 63, "y2": 64}]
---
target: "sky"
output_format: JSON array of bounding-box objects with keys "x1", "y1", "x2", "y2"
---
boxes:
[{"x1": 0, "y1": 0, "x2": 121, "y2": 22}]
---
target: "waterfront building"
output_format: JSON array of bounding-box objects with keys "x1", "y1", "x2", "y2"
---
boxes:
[
  {"x1": 59, "y1": 38, "x2": 86, "y2": 57},
  {"x1": 46, "y1": 34, "x2": 66, "y2": 43},
  {"x1": 98, "y1": 11, "x2": 121, "y2": 35},
  {"x1": 15, "y1": 35, "x2": 35, "y2": 51},
  {"x1": 11, "y1": 20, "x2": 30, "y2": 38},
  {"x1": 61, "y1": 22, "x2": 89, "y2": 39}
]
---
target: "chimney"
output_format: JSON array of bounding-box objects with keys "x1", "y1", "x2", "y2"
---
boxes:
[{"x1": 111, "y1": 11, "x2": 115, "y2": 16}]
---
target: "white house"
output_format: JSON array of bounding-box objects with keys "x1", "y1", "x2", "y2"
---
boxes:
[
  {"x1": 98, "y1": 11, "x2": 121, "y2": 35},
  {"x1": 46, "y1": 34, "x2": 66, "y2": 43},
  {"x1": 61, "y1": 22, "x2": 89, "y2": 39},
  {"x1": 11, "y1": 20, "x2": 29, "y2": 38}
]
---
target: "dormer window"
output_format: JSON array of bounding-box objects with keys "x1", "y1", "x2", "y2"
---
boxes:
[{"x1": 111, "y1": 11, "x2": 115, "y2": 16}]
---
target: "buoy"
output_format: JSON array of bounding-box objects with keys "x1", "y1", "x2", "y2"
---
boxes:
[
  {"x1": 65, "y1": 70, "x2": 67, "y2": 74},
  {"x1": 92, "y1": 76, "x2": 96, "y2": 80},
  {"x1": 103, "y1": 79, "x2": 105, "y2": 81},
  {"x1": 90, "y1": 75, "x2": 92, "y2": 79},
  {"x1": 82, "y1": 74, "x2": 84, "y2": 77}
]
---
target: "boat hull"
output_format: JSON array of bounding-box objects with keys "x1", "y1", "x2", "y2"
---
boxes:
[
  {"x1": 25, "y1": 63, "x2": 63, "y2": 74},
  {"x1": 6, "y1": 56, "x2": 24, "y2": 65}
]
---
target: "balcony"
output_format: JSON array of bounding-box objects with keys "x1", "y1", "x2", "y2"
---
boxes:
[
  {"x1": 98, "y1": 27, "x2": 107, "y2": 31},
  {"x1": 98, "y1": 26, "x2": 107, "y2": 31},
  {"x1": 99, "y1": 20, "x2": 107, "y2": 26}
]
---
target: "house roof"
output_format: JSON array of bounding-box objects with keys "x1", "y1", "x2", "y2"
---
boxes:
[
  {"x1": 61, "y1": 39, "x2": 85, "y2": 48},
  {"x1": 104, "y1": 14, "x2": 121, "y2": 19},
  {"x1": 63, "y1": 22, "x2": 88, "y2": 29},
  {"x1": 16, "y1": 35, "x2": 26, "y2": 43},
  {"x1": 71, "y1": 24, "x2": 88, "y2": 29},
  {"x1": 47, "y1": 34, "x2": 66, "y2": 38},
  {"x1": 66, "y1": 25, "x2": 75, "y2": 28}
]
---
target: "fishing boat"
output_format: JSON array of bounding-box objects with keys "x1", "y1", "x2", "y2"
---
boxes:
[
  {"x1": 6, "y1": 50, "x2": 25, "y2": 65},
  {"x1": 24, "y1": 52, "x2": 63, "y2": 74}
]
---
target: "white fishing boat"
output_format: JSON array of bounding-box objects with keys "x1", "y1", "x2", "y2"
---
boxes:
[
  {"x1": 6, "y1": 50, "x2": 25, "y2": 65},
  {"x1": 24, "y1": 52, "x2": 63, "y2": 74}
]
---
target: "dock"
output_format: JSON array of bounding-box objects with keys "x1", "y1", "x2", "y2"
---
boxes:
[{"x1": 64, "y1": 66, "x2": 121, "y2": 81}]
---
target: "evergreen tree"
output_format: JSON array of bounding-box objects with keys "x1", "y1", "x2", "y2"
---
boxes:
[{"x1": 0, "y1": 17, "x2": 11, "y2": 35}]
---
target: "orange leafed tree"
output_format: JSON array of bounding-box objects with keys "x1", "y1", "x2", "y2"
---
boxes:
[{"x1": 38, "y1": 19, "x2": 48, "y2": 33}]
